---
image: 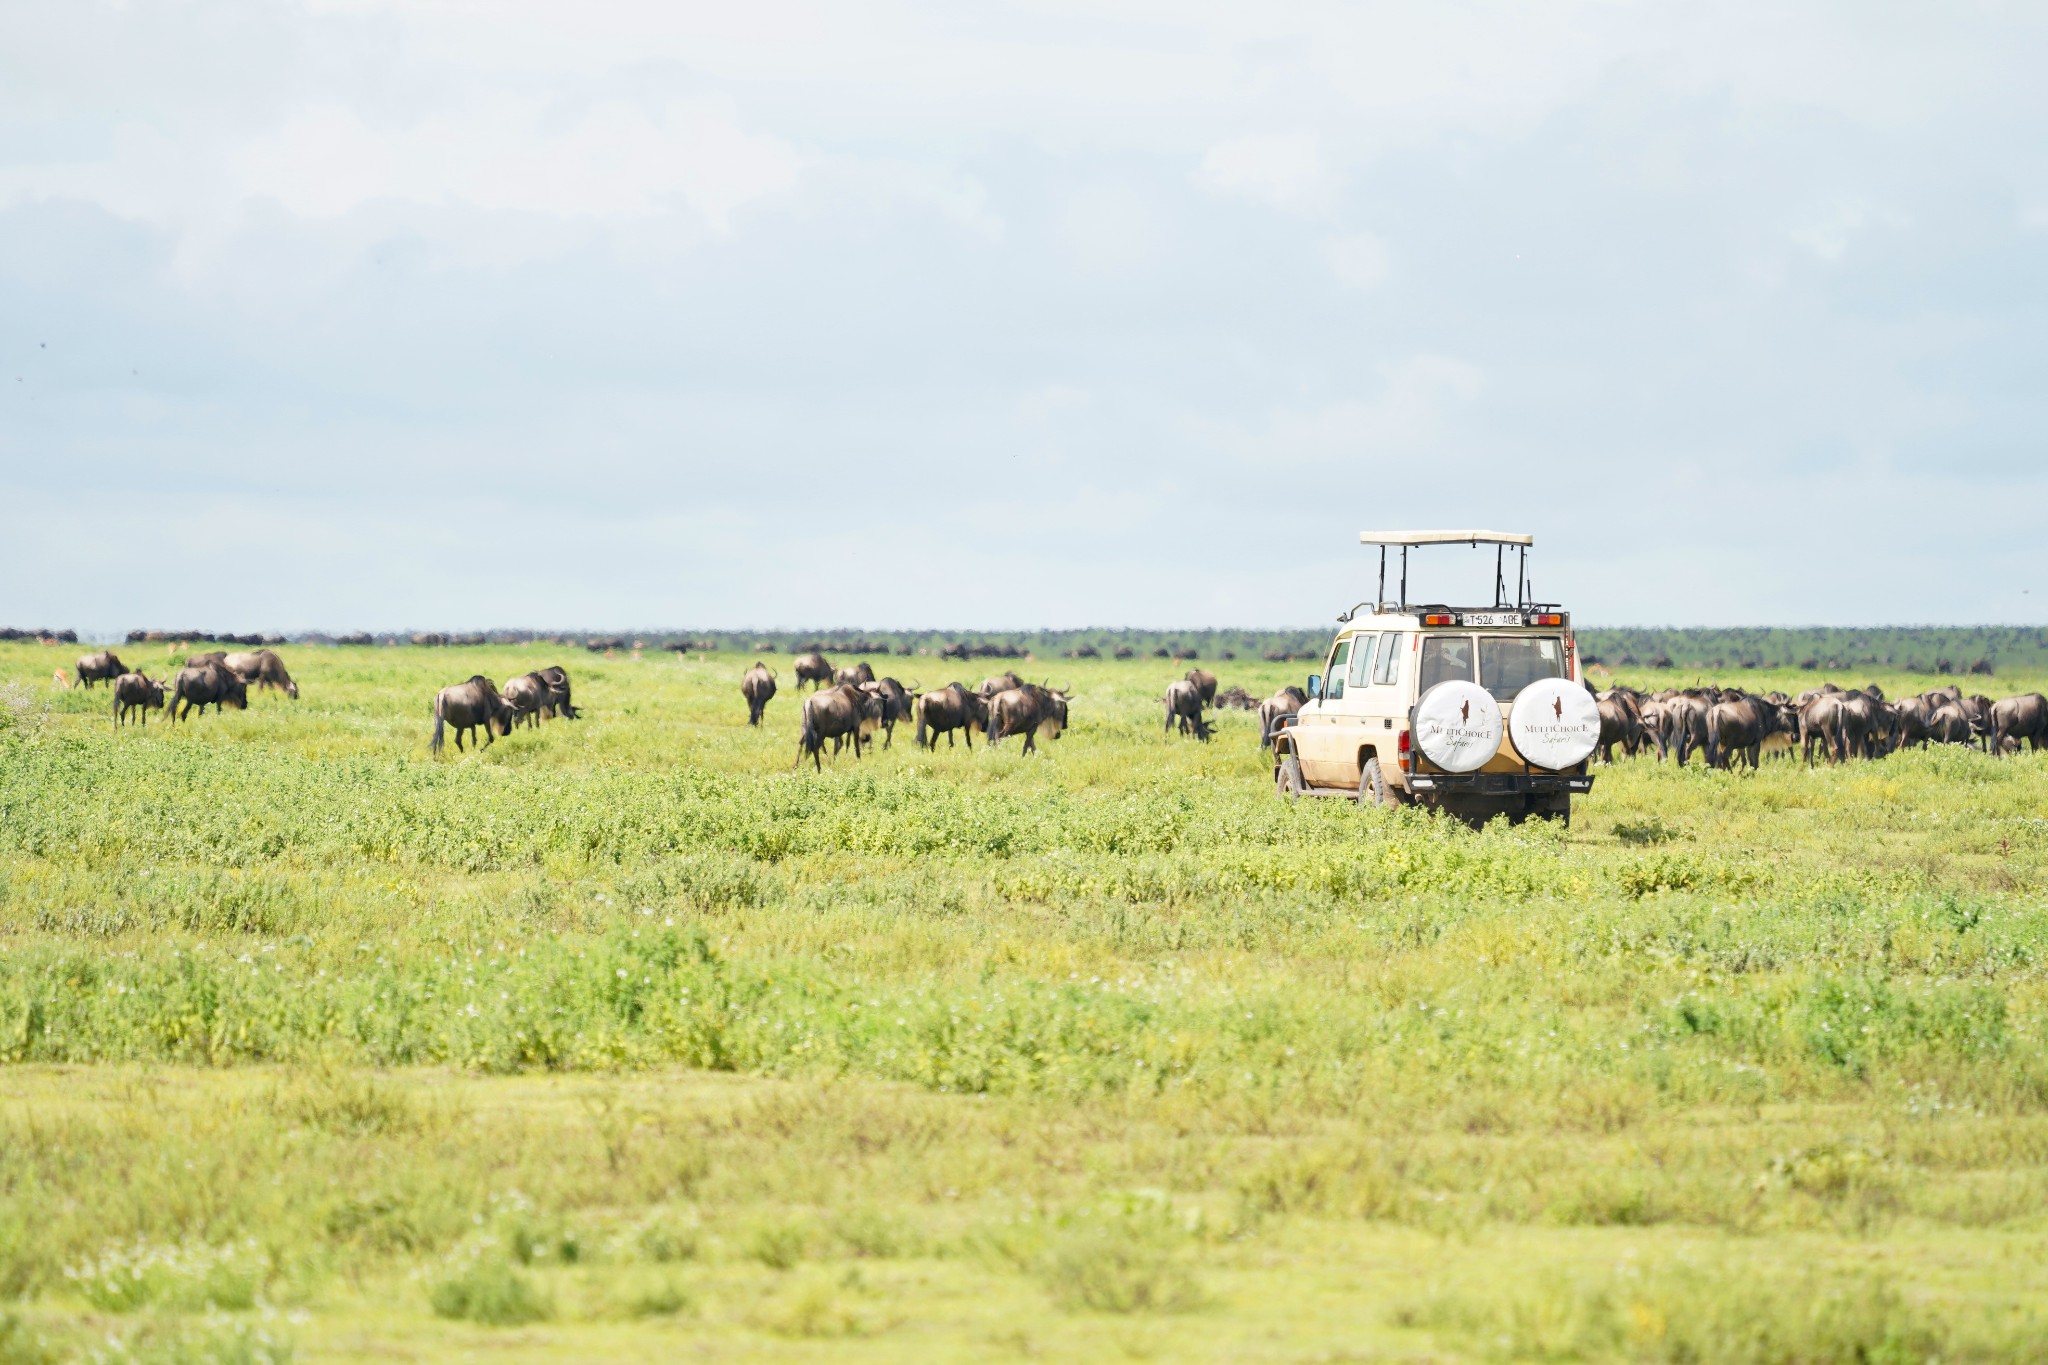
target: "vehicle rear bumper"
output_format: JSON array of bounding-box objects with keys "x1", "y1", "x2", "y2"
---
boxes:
[{"x1": 1404, "y1": 771, "x2": 1593, "y2": 795}]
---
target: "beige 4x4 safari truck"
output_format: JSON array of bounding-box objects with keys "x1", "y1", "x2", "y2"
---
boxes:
[{"x1": 1270, "y1": 530, "x2": 1600, "y2": 826}]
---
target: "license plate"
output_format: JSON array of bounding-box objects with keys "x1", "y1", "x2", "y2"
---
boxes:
[{"x1": 1459, "y1": 612, "x2": 1521, "y2": 627}]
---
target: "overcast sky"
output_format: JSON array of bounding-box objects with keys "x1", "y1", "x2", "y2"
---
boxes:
[{"x1": 3, "y1": 2, "x2": 2045, "y2": 634}]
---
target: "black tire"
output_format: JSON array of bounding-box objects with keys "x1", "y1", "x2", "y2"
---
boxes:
[
  {"x1": 1359, "y1": 757, "x2": 1402, "y2": 809},
  {"x1": 1276, "y1": 755, "x2": 1306, "y2": 799}
]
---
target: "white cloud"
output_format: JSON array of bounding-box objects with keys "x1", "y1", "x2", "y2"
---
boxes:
[
  {"x1": 1324, "y1": 232, "x2": 1391, "y2": 290},
  {"x1": 228, "y1": 95, "x2": 800, "y2": 230},
  {"x1": 1195, "y1": 131, "x2": 1332, "y2": 216}
]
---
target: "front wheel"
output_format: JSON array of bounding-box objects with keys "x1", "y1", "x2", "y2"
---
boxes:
[
  {"x1": 1359, "y1": 757, "x2": 1403, "y2": 809},
  {"x1": 1276, "y1": 754, "x2": 1306, "y2": 799}
]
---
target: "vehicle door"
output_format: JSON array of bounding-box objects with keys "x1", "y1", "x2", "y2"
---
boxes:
[
  {"x1": 1350, "y1": 630, "x2": 1408, "y2": 770},
  {"x1": 1294, "y1": 635, "x2": 1354, "y2": 787}
]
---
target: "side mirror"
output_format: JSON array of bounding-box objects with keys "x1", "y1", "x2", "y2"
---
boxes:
[{"x1": 1306, "y1": 674, "x2": 1322, "y2": 700}]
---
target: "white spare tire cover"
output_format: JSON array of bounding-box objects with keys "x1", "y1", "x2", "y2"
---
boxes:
[
  {"x1": 1413, "y1": 681, "x2": 1502, "y2": 774},
  {"x1": 1509, "y1": 678, "x2": 1602, "y2": 770}
]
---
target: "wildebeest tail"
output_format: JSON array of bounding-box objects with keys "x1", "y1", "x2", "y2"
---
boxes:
[
  {"x1": 430, "y1": 694, "x2": 446, "y2": 754},
  {"x1": 914, "y1": 699, "x2": 929, "y2": 749}
]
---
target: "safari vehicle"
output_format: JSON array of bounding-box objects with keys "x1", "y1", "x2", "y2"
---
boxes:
[{"x1": 1270, "y1": 530, "x2": 1598, "y2": 825}]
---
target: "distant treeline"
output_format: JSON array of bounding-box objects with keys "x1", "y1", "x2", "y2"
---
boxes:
[
  {"x1": 1578, "y1": 626, "x2": 2048, "y2": 676},
  {"x1": 6, "y1": 625, "x2": 2041, "y2": 674}
]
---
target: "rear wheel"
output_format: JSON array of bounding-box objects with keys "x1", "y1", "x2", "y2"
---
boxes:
[
  {"x1": 1276, "y1": 755, "x2": 1306, "y2": 799},
  {"x1": 1359, "y1": 757, "x2": 1403, "y2": 809}
]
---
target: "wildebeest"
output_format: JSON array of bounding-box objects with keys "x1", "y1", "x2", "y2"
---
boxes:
[
  {"x1": 1705, "y1": 693, "x2": 1787, "y2": 770},
  {"x1": 1798, "y1": 693, "x2": 1850, "y2": 765},
  {"x1": 741, "y1": 662, "x2": 778, "y2": 726},
  {"x1": 1215, "y1": 685, "x2": 1257, "y2": 710},
  {"x1": 111, "y1": 673, "x2": 165, "y2": 726},
  {"x1": 1185, "y1": 668, "x2": 1218, "y2": 707},
  {"x1": 1164, "y1": 679, "x2": 1211, "y2": 741},
  {"x1": 867, "y1": 676, "x2": 916, "y2": 748},
  {"x1": 1990, "y1": 693, "x2": 2047, "y2": 752},
  {"x1": 834, "y1": 661, "x2": 876, "y2": 688},
  {"x1": 914, "y1": 683, "x2": 988, "y2": 750},
  {"x1": 1925, "y1": 701, "x2": 1975, "y2": 747},
  {"x1": 978, "y1": 671, "x2": 1025, "y2": 698},
  {"x1": 169, "y1": 659, "x2": 248, "y2": 722},
  {"x1": 792, "y1": 653, "x2": 835, "y2": 691},
  {"x1": 796, "y1": 683, "x2": 884, "y2": 771},
  {"x1": 985, "y1": 682, "x2": 1070, "y2": 755},
  {"x1": 222, "y1": 649, "x2": 299, "y2": 699},
  {"x1": 502, "y1": 672, "x2": 548, "y2": 728},
  {"x1": 534, "y1": 665, "x2": 580, "y2": 720},
  {"x1": 1257, "y1": 686, "x2": 1306, "y2": 749},
  {"x1": 73, "y1": 651, "x2": 129, "y2": 688},
  {"x1": 1595, "y1": 688, "x2": 1644, "y2": 763},
  {"x1": 430, "y1": 676, "x2": 512, "y2": 753},
  {"x1": 1658, "y1": 692, "x2": 1710, "y2": 765}
]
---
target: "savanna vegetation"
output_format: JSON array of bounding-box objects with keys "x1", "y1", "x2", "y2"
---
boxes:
[{"x1": 1, "y1": 639, "x2": 2045, "y2": 1363}]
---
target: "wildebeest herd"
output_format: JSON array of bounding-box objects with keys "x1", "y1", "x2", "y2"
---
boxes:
[
  {"x1": 72, "y1": 647, "x2": 297, "y2": 726},
  {"x1": 754, "y1": 653, "x2": 1075, "y2": 770},
  {"x1": 61, "y1": 641, "x2": 2048, "y2": 775},
  {"x1": 1592, "y1": 681, "x2": 2048, "y2": 767}
]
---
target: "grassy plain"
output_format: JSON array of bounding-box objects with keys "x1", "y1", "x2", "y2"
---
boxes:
[{"x1": 1, "y1": 640, "x2": 2046, "y2": 1363}]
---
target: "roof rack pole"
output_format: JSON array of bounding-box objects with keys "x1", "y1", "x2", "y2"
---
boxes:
[
  {"x1": 1399, "y1": 546, "x2": 1408, "y2": 611},
  {"x1": 1517, "y1": 545, "x2": 1526, "y2": 608},
  {"x1": 1494, "y1": 544, "x2": 1504, "y2": 608},
  {"x1": 1377, "y1": 547, "x2": 1386, "y2": 609}
]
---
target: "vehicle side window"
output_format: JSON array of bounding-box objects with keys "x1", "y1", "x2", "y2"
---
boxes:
[
  {"x1": 1373, "y1": 632, "x2": 1402, "y2": 685},
  {"x1": 1419, "y1": 635, "x2": 1475, "y2": 692},
  {"x1": 1348, "y1": 634, "x2": 1377, "y2": 689},
  {"x1": 1323, "y1": 640, "x2": 1351, "y2": 700}
]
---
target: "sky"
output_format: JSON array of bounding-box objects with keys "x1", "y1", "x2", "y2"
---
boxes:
[{"x1": 2, "y1": 1, "x2": 2045, "y2": 635}]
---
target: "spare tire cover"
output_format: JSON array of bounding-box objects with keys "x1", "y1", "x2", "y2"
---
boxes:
[
  {"x1": 1508, "y1": 677, "x2": 1602, "y2": 770},
  {"x1": 1413, "y1": 681, "x2": 1502, "y2": 773}
]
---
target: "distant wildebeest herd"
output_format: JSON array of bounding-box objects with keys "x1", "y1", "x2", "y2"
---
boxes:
[
  {"x1": 71, "y1": 647, "x2": 297, "y2": 726},
  {"x1": 1591, "y1": 682, "x2": 2048, "y2": 767}
]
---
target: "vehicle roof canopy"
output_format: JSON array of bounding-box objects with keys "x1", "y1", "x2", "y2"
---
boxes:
[{"x1": 1358, "y1": 529, "x2": 1534, "y2": 547}]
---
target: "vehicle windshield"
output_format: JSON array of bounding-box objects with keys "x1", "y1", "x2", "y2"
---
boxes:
[
  {"x1": 1418, "y1": 635, "x2": 1475, "y2": 692},
  {"x1": 1479, "y1": 635, "x2": 1565, "y2": 702}
]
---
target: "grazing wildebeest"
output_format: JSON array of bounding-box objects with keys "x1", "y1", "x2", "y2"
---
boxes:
[
  {"x1": 914, "y1": 683, "x2": 988, "y2": 750},
  {"x1": 741, "y1": 662, "x2": 778, "y2": 726},
  {"x1": 834, "y1": 661, "x2": 876, "y2": 688},
  {"x1": 1705, "y1": 693, "x2": 1784, "y2": 770},
  {"x1": 867, "y1": 676, "x2": 916, "y2": 748},
  {"x1": 430, "y1": 676, "x2": 512, "y2": 754},
  {"x1": 502, "y1": 672, "x2": 547, "y2": 728},
  {"x1": 1926, "y1": 701, "x2": 1974, "y2": 747},
  {"x1": 1257, "y1": 685, "x2": 1306, "y2": 749},
  {"x1": 978, "y1": 671, "x2": 1025, "y2": 699},
  {"x1": 1960, "y1": 695, "x2": 1995, "y2": 748},
  {"x1": 792, "y1": 653, "x2": 835, "y2": 691},
  {"x1": 1989, "y1": 693, "x2": 2047, "y2": 752},
  {"x1": 169, "y1": 659, "x2": 248, "y2": 722},
  {"x1": 222, "y1": 649, "x2": 299, "y2": 699},
  {"x1": 1798, "y1": 693, "x2": 1850, "y2": 765},
  {"x1": 111, "y1": 673, "x2": 165, "y2": 727},
  {"x1": 534, "y1": 665, "x2": 580, "y2": 719},
  {"x1": 1658, "y1": 692, "x2": 1710, "y2": 766},
  {"x1": 1894, "y1": 695, "x2": 1937, "y2": 749},
  {"x1": 986, "y1": 683, "x2": 1070, "y2": 755},
  {"x1": 1835, "y1": 690, "x2": 1889, "y2": 759},
  {"x1": 73, "y1": 651, "x2": 129, "y2": 689},
  {"x1": 1164, "y1": 679, "x2": 1211, "y2": 740},
  {"x1": 1215, "y1": 685, "x2": 1257, "y2": 711},
  {"x1": 1595, "y1": 689, "x2": 1643, "y2": 763},
  {"x1": 796, "y1": 683, "x2": 884, "y2": 771},
  {"x1": 1185, "y1": 668, "x2": 1218, "y2": 707}
]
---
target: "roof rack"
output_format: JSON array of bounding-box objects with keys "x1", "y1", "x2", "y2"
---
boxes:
[{"x1": 1357, "y1": 530, "x2": 1538, "y2": 614}]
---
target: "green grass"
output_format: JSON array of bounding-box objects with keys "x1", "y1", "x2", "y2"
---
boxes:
[{"x1": 2, "y1": 640, "x2": 2047, "y2": 1361}]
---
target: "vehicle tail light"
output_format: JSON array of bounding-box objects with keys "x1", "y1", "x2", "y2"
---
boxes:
[
  {"x1": 1397, "y1": 728, "x2": 1411, "y2": 771},
  {"x1": 1529, "y1": 613, "x2": 1563, "y2": 626},
  {"x1": 1422, "y1": 614, "x2": 1455, "y2": 626}
]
